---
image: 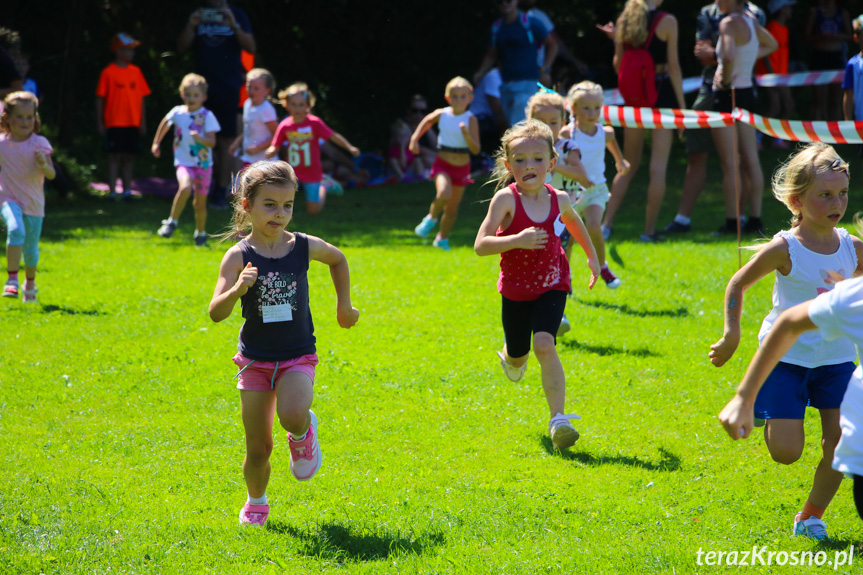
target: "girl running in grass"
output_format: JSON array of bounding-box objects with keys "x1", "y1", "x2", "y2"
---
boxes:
[
  {"x1": 474, "y1": 119, "x2": 599, "y2": 450},
  {"x1": 265, "y1": 82, "x2": 360, "y2": 216},
  {"x1": 412, "y1": 77, "x2": 481, "y2": 250},
  {"x1": 711, "y1": 143, "x2": 863, "y2": 540},
  {"x1": 0, "y1": 91, "x2": 55, "y2": 303},
  {"x1": 229, "y1": 68, "x2": 278, "y2": 170},
  {"x1": 560, "y1": 81, "x2": 629, "y2": 290},
  {"x1": 152, "y1": 73, "x2": 221, "y2": 247},
  {"x1": 208, "y1": 160, "x2": 359, "y2": 527},
  {"x1": 524, "y1": 89, "x2": 590, "y2": 336}
]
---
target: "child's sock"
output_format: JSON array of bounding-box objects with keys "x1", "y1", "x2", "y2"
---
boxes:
[
  {"x1": 7, "y1": 270, "x2": 18, "y2": 284},
  {"x1": 798, "y1": 501, "x2": 826, "y2": 521},
  {"x1": 24, "y1": 277, "x2": 35, "y2": 291},
  {"x1": 673, "y1": 214, "x2": 691, "y2": 226},
  {"x1": 167, "y1": 218, "x2": 178, "y2": 225},
  {"x1": 247, "y1": 493, "x2": 267, "y2": 506},
  {"x1": 195, "y1": 230, "x2": 206, "y2": 237},
  {"x1": 290, "y1": 431, "x2": 307, "y2": 442}
]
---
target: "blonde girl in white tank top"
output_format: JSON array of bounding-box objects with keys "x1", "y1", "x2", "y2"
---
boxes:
[{"x1": 714, "y1": 143, "x2": 863, "y2": 541}]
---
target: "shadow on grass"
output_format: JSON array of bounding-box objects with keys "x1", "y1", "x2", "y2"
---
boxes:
[
  {"x1": 266, "y1": 520, "x2": 446, "y2": 562},
  {"x1": 573, "y1": 298, "x2": 688, "y2": 318},
  {"x1": 40, "y1": 304, "x2": 103, "y2": 316},
  {"x1": 559, "y1": 337, "x2": 660, "y2": 358},
  {"x1": 607, "y1": 244, "x2": 624, "y2": 268},
  {"x1": 541, "y1": 441, "x2": 682, "y2": 471}
]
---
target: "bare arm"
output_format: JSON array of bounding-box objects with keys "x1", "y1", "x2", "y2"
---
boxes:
[
  {"x1": 612, "y1": 24, "x2": 624, "y2": 74},
  {"x1": 220, "y1": 6, "x2": 256, "y2": 53},
  {"x1": 474, "y1": 191, "x2": 548, "y2": 256},
  {"x1": 755, "y1": 22, "x2": 778, "y2": 60},
  {"x1": 178, "y1": 10, "x2": 202, "y2": 53},
  {"x1": 474, "y1": 47, "x2": 498, "y2": 86},
  {"x1": 209, "y1": 247, "x2": 255, "y2": 322},
  {"x1": 150, "y1": 116, "x2": 172, "y2": 157},
  {"x1": 96, "y1": 96, "x2": 106, "y2": 135},
  {"x1": 559, "y1": 195, "x2": 599, "y2": 289},
  {"x1": 709, "y1": 238, "x2": 791, "y2": 366},
  {"x1": 844, "y1": 89, "x2": 855, "y2": 122},
  {"x1": 461, "y1": 116, "x2": 481, "y2": 155},
  {"x1": 718, "y1": 301, "x2": 816, "y2": 439},
  {"x1": 409, "y1": 109, "x2": 442, "y2": 155},
  {"x1": 540, "y1": 34, "x2": 558, "y2": 85},
  {"x1": 554, "y1": 149, "x2": 591, "y2": 187},
  {"x1": 245, "y1": 120, "x2": 278, "y2": 155},
  {"x1": 604, "y1": 126, "x2": 630, "y2": 174},
  {"x1": 308, "y1": 235, "x2": 359, "y2": 328},
  {"x1": 329, "y1": 132, "x2": 360, "y2": 158},
  {"x1": 193, "y1": 130, "x2": 217, "y2": 149},
  {"x1": 661, "y1": 16, "x2": 686, "y2": 109},
  {"x1": 716, "y1": 18, "x2": 736, "y2": 88},
  {"x1": 34, "y1": 151, "x2": 55, "y2": 180}
]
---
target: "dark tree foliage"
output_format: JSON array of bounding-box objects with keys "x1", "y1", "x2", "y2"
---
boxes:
[{"x1": 3, "y1": 0, "x2": 863, "y2": 156}]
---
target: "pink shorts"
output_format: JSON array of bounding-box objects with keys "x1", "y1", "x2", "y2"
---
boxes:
[
  {"x1": 431, "y1": 156, "x2": 473, "y2": 187},
  {"x1": 232, "y1": 352, "x2": 318, "y2": 391},
  {"x1": 176, "y1": 165, "x2": 213, "y2": 196}
]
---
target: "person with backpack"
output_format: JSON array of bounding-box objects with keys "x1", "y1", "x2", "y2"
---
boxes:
[
  {"x1": 711, "y1": 0, "x2": 778, "y2": 237},
  {"x1": 596, "y1": 0, "x2": 685, "y2": 243},
  {"x1": 474, "y1": 0, "x2": 557, "y2": 126}
]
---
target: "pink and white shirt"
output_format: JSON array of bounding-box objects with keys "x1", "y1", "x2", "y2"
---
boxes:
[{"x1": 0, "y1": 132, "x2": 53, "y2": 217}]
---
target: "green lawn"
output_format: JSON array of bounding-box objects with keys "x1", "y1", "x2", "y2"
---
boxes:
[{"x1": 2, "y1": 144, "x2": 862, "y2": 573}]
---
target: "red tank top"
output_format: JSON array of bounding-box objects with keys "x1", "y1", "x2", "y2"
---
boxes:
[{"x1": 496, "y1": 183, "x2": 572, "y2": 301}]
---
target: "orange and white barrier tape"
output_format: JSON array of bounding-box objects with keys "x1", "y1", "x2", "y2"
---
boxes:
[
  {"x1": 602, "y1": 104, "x2": 863, "y2": 144},
  {"x1": 602, "y1": 70, "x2": 844, "y2": 106}
]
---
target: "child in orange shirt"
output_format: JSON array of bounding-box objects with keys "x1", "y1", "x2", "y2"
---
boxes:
[
  {"x1": 95, "y1": 33, "x2": 151, "y2": 200},
  {"x1": 756, "y1": 0, "x2": 795, "y2": 149}
]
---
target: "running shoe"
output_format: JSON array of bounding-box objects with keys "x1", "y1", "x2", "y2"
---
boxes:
[{"x1": 289, "y1": 411, "x2": 322, "y2": 481}]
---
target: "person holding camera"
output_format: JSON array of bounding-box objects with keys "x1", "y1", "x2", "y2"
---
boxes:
[{"x1": 178, "y1": 0, "x2": 256, "y2": 209}]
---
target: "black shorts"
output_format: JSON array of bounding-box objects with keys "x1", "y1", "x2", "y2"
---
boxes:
[
  {"x1": 104, "y1": 127, "x2": 141, "y2": 154},
  {"x1": 206, "y1": 84, "x2": 241, "y2": 139},
  {"x1": 501, "y1": 290, "x2": 567, "y2": 358},
  {"x1": 713, "y1": 87, "x2": 756, "y2": 113},
  {"x1": 654, "y1": 74, "x2": 678, "y2": 108}
]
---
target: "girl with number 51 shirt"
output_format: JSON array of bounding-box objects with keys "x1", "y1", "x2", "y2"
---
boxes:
[{"x1": 266, "y1": 82, "x2": 360, "y2": 215}]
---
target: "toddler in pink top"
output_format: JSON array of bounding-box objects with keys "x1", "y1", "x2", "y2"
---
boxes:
[
  {"x1": 0, "y1": 92, "x2": 55, "y2": 303},
  {"x1": 474, "y1": 119, "x2": 599, "y2": 450}
]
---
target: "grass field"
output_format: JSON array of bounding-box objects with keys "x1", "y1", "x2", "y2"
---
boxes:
[{"x1": 2, "y1": 145, "x2": 863, "y2": 574}]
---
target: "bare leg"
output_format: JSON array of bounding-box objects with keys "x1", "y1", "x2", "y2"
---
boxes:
[
  {"x1": 764, "y1": 418, "x2": 805, "y2": 465},
  {"x1": 603, "y1": 127, "x2": 644, "y2": 229},
  {"x1": 677, "y1": 152, "x2": 708, "y2": 219},
  {"x1": 107, "y1": 153, "x2": 121, "y2": 194},
  {"x1": 711, "y1": 125, "x2": 740, "y2": 220},
  {"x1": 275, "y1": 370, "x2": 314, "y2": 436},
  {"x1": 438, "y1": 184, "x2": 465, "y2": 241},
  {"x1": 581, "y1": 204, "x2": 605, "y2": 265},
  {"x1": 644, "y1": 129, "x2": 673, "y2": 236},
  {"x1": 737, "y1": 123, "x2": 763, "y2": 218},
  {"x1": 239, "y1": 390, "x2": 276, "y2": 499},
  {"x1": 6, "y1": 244, "x2": 22, "y2": 274},
  {"x1": 169, "y1": 174, "x2": 194, "y2": 221},
  {"x1": 533, "y1": 331, "x2": 566, "y2": 417},
  {"x1": 428, "y1": 173, "x2": 452, "y2": 221},
  {"x1": 121, "y1": 153, "x2": 134, "y2": 192},
  {"x1": 806, "y1": 409, "x2": 844, "y2": 509},
  {"x1": 193, "y1": 193, "x2": 207, "y2": 233}
]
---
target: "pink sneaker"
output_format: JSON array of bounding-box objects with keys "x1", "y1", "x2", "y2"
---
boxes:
[
  {"x1": 238, "y1": 503, "x2": 269, "y2": 526},
  {"x1": 289, "y1": 410, "x2": 321, "y2": 481},
  {"x1": 2, "y1": 282, "x2": 18, "y2": 298}
]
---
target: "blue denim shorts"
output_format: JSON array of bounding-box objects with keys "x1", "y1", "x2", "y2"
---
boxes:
[
  {"x1": 754, "y1": 361, "x2": 856, "y2": 420},
  {"x1": 301, "y1": 181, "x2": 322, "y2": 203}
]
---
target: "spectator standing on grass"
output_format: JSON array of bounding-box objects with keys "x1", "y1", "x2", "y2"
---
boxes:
[
  {"x1": 411, "y1": 77, "x2": 480, "y2": 251},
  {"x1": 661, "y1": 1, "x2": 765, "y2": 236},
  {"x1": 710, "y1": 0, "x2": 777, "y2": 237},
  {"x1": 805, "y1": 0, "x2": 852, "y2": 122},
  {"x1": 152, "y1": 73, "x2": 221, "y2": 247},
  {"x1": 519, "y1": 0, "x2": 590, "y2": 87},
  {"x1": 474, "y1": 0, "x2": 556, "y2": 126},
  {"x1": 754, "y1": 0, "x2": 795, "y2": 150},
  {"x1": 0, "y1": 92, "x2": 55, "y2": 304},
  {"x1": 713, "y1": 143, "x2": 863, "y2": 541},
  {"x1": 474, "y1": 120, "x2": 599, "y2": 451},
  {"x1": 178, "y1": 0, "x2": 255, "y2": 209},
  {"x1": 96, "y1": 33, "x2": 151, "y2": 200},
  {"x1": 596, "y1": 0, "x2": 685, "y2": 243},
  {"x1": 208, "y1": 160, "x2": 359, "y2": 527},
  {"x1": 842, "y1": 15, "x2": 863, "y2": 179}
]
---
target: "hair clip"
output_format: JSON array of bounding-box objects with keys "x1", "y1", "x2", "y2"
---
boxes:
[
  {"x1": 830, "y1": 157, "x2": 850, "y2": 178},
  {"x1": 536, "y1": 82, "x2": 557, "y2": 94}
]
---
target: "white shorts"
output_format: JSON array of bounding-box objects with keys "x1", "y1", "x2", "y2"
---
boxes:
[
  {"x1": 833, "y1": 368, "x2": 863, "y2": 478},
  {"x1": 574, "y1": 182, "x2": 610, "y2": 216}
]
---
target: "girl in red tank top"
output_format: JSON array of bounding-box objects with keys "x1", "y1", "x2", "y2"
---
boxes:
[{"x1": 475, "y1": 120, "x2": 600, "y2": 450}]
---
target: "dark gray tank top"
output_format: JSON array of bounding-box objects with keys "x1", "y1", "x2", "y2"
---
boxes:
[{"x1": 238, "y1": 233, "x2": 316, "y2": 361}]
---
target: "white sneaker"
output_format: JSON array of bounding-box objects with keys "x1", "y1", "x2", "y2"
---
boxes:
[
  {"x1": 793, "y1": 514, "x2": 829, "y2": 541},
  {"x1": 497, "y1": 350, "x2": 526, "y2": 382},
  {"x1": 557, "y1": 314, "x2": 571, "y2": 337},
  {"x1": 289, "y1": 410, "x2": 322, "y2": 481},
  {"x1": 549, "y1": 413, "x2": 581, "y2": 449}
]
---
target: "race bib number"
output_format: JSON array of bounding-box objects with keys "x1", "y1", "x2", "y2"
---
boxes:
[{"x1": 262, "y1": 303, "x2": 293, "y2": 323}]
